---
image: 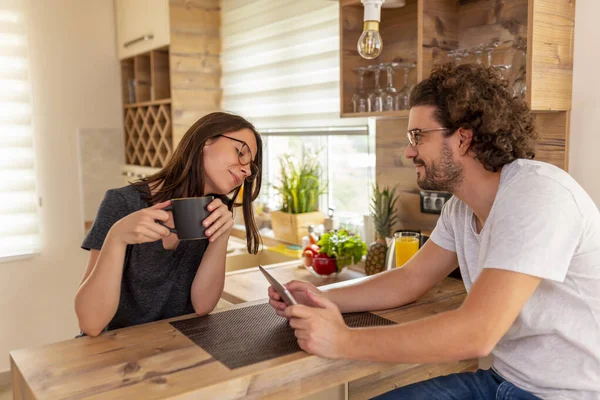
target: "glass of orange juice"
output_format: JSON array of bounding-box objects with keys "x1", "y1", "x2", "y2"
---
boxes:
[{"x1": 394, "y1": 231, "x2": 420, "y2": 268}]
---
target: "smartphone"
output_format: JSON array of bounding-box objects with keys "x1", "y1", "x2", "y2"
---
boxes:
[{"x1": 258, "y1": 265, "x2": 298, "y2": 306}]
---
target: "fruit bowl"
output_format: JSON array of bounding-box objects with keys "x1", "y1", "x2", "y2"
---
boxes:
[{"x1": 308, "y1": 256, "x2": 350, "y2": 278}]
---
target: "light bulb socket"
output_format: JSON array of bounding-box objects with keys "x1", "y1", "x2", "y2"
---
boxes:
[
  {"x1": 363, "y1": 21, "x2": 380, "y2": 32},
  {"x1": 361, "y1": 0, "x2": 384, "y2": 22}
]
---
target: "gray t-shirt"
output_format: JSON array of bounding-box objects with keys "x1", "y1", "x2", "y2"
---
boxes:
[
  {"x1": 81, "y1": 185, "x2": 209, "y2": 331},
  {"x1": 431, "y1": 159, "x2": 600, "y2": 400}
]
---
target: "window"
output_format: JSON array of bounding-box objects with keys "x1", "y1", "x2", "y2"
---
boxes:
[
  {"x1": 260, "y1": 127, "x2": 374, "y2": 215},
  {"x1": 0, "y1": 0, "x2": 41, "y2": 260},
  {"x1": 221, "y1": 1, "x2": 374, "y2": 218}
]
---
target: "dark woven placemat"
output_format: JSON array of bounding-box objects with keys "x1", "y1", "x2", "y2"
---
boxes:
[{"x1": 171, "y1": 302, "x2": 395, "y2": 369}]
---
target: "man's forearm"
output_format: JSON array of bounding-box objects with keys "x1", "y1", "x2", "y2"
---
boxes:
[
  {"x1": 344, "y1": 309, "x2": 488, "y2": 364},
  {"x1": 324, "y1": 267, "x2": 429, "y2": 313}
]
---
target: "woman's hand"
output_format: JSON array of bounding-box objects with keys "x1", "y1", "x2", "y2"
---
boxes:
[
  {"x1": 203, "y1": 198, "x2": 234, "y2": 243},
  {"x1": 109, "y1": 200, "x2": 172, "y2": 245}
]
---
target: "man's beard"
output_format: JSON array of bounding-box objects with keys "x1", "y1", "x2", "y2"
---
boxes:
[{"x1": 415, "y1": 141, "x2": 463, "y2": 192}]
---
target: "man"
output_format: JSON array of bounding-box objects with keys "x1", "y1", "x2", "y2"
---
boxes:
[{"x1": 269, "y1": 63, "x2": 600, "y2": 399}]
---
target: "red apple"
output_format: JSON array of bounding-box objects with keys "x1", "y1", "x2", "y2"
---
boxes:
[{"x1": 312, "y1": 253, "x2": 337, "y2": 275}]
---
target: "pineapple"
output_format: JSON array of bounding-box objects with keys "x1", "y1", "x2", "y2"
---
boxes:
[{"x1": 365, "y1": 184, "x2": 399, "y2": 275}]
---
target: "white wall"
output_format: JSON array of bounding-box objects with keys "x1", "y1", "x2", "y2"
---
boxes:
[
  {"x1": 569, "y1": 1, "x2": 600, "y2": 205},
  {"x1": 0, "y1": 0, "x2": 121, "y2": 373}
]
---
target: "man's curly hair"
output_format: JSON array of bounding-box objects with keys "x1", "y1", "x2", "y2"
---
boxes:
[{"x1": 409, "y1": 63, "x2": 538, "y2": 172}]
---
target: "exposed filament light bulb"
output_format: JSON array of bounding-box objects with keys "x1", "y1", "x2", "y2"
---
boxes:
[{"x1": 358, "y1": 0, "x2": 384, "y2": 59}]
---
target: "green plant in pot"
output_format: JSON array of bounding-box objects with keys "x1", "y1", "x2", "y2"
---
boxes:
[
  {"x1": 312, "y1": 229, "x2": 367, "y2": 276},
  {"x1": 270, "y1": 151, "x2": 327, "y2": 244},
  {"x1": 365, "y1": 184, "x2": 399, "y2": 275}
]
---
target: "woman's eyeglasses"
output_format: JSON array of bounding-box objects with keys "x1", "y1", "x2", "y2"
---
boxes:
[
  {"x1": 216, "y1": 135, "x2": 259, "y2": 182},
  {"x1": 406, "y1": 127, "x2": 450, "y2": 147}
]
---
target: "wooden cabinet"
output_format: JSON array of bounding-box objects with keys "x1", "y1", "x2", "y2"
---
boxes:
[
  {"x1": 340, "y1": 0, "x2": 575, "y2": 116},
  {"x1": 115, "y1": 0, "x2": 170, "y2": 60},
  {"x1": 117, "y1": 0, "x2": 221, "y2": 169}
]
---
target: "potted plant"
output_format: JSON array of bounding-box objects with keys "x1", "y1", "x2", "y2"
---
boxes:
[
  {"x1": 309, "y1": 229, "x2": 367, "y2": 277},
  {"x1": 270, "y1": 152, "x2": 327, "y2": 244},
  {"x1": 365, "y1": 184, "x2": 399, "y2": 275}
]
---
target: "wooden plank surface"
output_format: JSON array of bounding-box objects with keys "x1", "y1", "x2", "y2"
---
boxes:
[
  {"x1": 349, "y1": 358, "x2": 478, "y2": 400},
  {"x1": 10, "y1": 279, "x2": 467, "y2": 400},
  {"x1": 419, "y1": 0, "x2": 459, "y2": 80},
  {"x1": 529, "y1": 0, "x2": 575, "y2": 111},
  {"x1": 534, "y1": 111, "x2": 569, "y2": 170},
  {"x1": 222, "y1": 262, "x2": 366, "y2": 304},
  {"x1": 169, "y1": 0, "x2": 221, "y2": 147}
]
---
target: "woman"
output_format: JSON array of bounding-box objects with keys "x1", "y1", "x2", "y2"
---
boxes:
[{"x1": 75, "y1": 112, "x2": 263, "y2": 336}]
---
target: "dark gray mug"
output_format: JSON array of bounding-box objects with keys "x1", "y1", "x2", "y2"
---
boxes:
[{"x1": 158, "y1": 196, "x2": 215, "y2": 240}]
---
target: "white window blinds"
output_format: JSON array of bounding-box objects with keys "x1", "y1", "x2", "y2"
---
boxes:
[
  {"x1": 0, "y1": 0, "x2": 41, "y2": 259},
  {"x1": 221, "y1": 0, "x2": 367, "y2": 129}
]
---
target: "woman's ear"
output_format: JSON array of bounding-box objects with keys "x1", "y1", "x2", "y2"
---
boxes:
[{"x1": 204, "y1": 137, "x2": 217, "y2": 148}]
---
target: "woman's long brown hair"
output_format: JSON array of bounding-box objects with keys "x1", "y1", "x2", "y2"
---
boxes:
[{"x1": 132, "y1": 112, "x2": 263, "y2": 254}]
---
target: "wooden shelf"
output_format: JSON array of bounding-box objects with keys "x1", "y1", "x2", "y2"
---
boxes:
[
  {"x1": 120, "y1": 48, "x2": 173, "y2": 169},
  {"x1": 123, "y1": 103, "x2": 173, "y2": 168},
  {"x1": 340, "y1": 0, "x2": 575, "y2": 115},
  {"x1": 342, "y1": 110, "x2": 409, "y2": 118},
  {"x1": 123, "y1": 98, "x2": 171, "y2": 109}
]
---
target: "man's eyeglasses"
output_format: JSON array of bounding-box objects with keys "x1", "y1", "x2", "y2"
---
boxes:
[
  {"x1": 406, "y1": 127, "x2": 450, "y2": 147},
  {"x1": 217, "y1": 135, "x2": 259, "y2": 182}
]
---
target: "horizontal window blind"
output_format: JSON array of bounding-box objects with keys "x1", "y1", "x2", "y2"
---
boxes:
[
  {"x1": 0, "y1": 0, "x2": 41, "y2": 259},
  {"x1": 221, "y1": 0, "x2": 367, "y2": 129}
]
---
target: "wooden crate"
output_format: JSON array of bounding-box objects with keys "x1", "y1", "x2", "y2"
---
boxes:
[{"x1": 270, "y1": 211, "x2": 325, "y2": 245}]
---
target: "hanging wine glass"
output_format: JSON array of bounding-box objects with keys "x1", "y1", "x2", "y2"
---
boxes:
[
  {"x1": 367, "y1": 64, "x2": 384, "y2": 113},
  {"x1": 394, "y1": 62, "x2": 416, "y2": 111},
  {"x1": 493, "y1": 64, "x2": 512, "y2": 81},
  {"x1": 483, "y1": 39, "x2": 501, "y2": 68},
  {"x1": 512, "y1": 65, "x2": 527, "y2": 100},
  {"x1": 382, "y1": 62, "x2": 399, "y2": 112},
  {"x1": 448, "y1": 49, "x2": 467, "y2": 65},
  {"x1": 352, "y1": 67, "x2": 369, "y2": 113},
  {"x1": 509, "y1": 37, "x2": 527, "y2": 84},
  {"x1": 510, "y1": 38, "x2": 527, "y2": 100},
  {"x1": 471, "y1": 45, "x2": 485, "y2": 65}
]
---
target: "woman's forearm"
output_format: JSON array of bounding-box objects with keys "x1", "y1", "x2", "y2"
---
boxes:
[
  {"x1": 74, "y1": 233, "x2": 127, "y2": 336},
  {"x1": 190, "y1": 234, "x2": 229, "y2": 315}
]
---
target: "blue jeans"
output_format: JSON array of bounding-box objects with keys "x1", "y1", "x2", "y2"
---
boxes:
[{"x1": 372, "y1": 369, "x2": 541, "y2": 400}]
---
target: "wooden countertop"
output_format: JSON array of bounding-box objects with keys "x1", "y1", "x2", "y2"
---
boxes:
[
  {"x1": 222, "y1": 262, "x2": 366, "y2": 304},
  {"x1": 10, "y1": 278, "x2": 471, "y2": 400}
]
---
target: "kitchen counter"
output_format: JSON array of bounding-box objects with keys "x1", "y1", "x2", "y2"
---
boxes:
[
  {"x1": 222, "y1": 261, "x2": 365, "y2": 304},
  {"x1": 10, "y1": 278, "x2": 476, "y2": 400}
]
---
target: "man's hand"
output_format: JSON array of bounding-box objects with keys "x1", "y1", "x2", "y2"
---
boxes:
[
  {"x1": 268, "y1": 280, "x2": 322, "y2": 317},
  {"x1": 284, "y1": 290, "x2": 352, "y2": 359}
]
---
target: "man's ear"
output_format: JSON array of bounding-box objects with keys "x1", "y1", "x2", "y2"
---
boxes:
[{"x1": 457, "y1": 127, "x2": 473, "y2": 155}]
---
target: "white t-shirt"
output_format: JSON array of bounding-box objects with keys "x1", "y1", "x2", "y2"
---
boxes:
[{"x1": 430, "y1": 159, "x2": 600, "y2": 400}]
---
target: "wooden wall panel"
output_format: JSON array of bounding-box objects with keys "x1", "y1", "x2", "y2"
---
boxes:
[
  {"x1": 529, "y1": 0, "x2": 575, "y2": 111},
  {"x1": 419, "y1": 0, "x2": 459, "y2": 80},
  {"x1": 169, "y1": 0, "x2": 221, "y2": 147},
  {"x1": 534, "y1": 111, "x2": 569, "y2": 170}
]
